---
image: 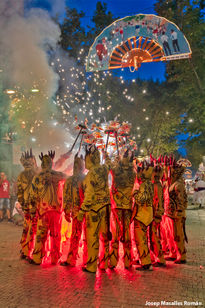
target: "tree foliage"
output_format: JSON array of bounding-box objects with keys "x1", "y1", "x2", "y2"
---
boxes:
[
  {"x1": 154, "y1": 0, "x2": 205, "y2": 166},
  {"x1": 59, "y1": 7, "x2": 87, "y2": 58},
  {"x1": 92, "y1": 2, "x2": 115, "y2": 35}
]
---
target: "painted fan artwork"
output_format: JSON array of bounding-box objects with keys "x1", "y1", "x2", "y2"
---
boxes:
[{"x1": 86, "y1": 14, "x2": 192, "y2": 72}]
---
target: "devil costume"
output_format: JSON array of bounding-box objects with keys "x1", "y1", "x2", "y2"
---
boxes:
[
  {"x1": 30, "y1": 152, "x2": 66, "y2": 265},
  {"x1": 61, "y1": 154, "x2": 85, "y2": 266},
  {"x1": 77, "y1": 146, "x2": 110, "y2": 273},
  {"x1": 17, "y1": 149, "x2": 37, "y2": 258}
]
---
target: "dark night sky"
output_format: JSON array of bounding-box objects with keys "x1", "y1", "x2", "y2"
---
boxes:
[
  {"x1": 26, "y1": 0, "x2": 166, "y2": 81},
  {"x1": 66, "y1": 0, "x2": 156, "y2": 17}
]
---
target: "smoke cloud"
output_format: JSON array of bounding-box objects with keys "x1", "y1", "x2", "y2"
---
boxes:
[
  {"x1": 0, "y1": 0, "x2": 74, "y2": 163},
  {"x1": 0, "y1": 2, "x2": 60, "y2": 96}
]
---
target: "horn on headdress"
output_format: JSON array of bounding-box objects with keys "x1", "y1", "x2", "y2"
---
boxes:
[
  {"x1": 39, "y1": 152, "x2": 44, "y2": 161},
  {"x1": 48, "y1": 150, "x2": 55, "y2": 160},
  {"x1": 123, "y1": 149, "x2": 129, "y2": 158},
  {"x1": 130, "y1": 151, "x2": 134, "y2": 162},
  {"x1": 164, "y1": 155, "x2": 168, "y2": 166},
  {"x1": 150, "y1": 160, "x2": 154, "y2": 167},
  {"x1": 150, "y1": 153, "x2": 154, "y2": 163}
]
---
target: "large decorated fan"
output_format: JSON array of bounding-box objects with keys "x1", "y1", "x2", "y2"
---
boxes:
[{"x1": 86, "y1": 14, "x2": 191, "y2": 72}]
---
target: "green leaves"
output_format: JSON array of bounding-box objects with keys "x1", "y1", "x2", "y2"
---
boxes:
[{"x1": 155, "y1": 0, "x2": 205, "y2": 165}]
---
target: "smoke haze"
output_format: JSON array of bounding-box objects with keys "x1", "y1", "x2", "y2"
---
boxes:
[{"x1": 0, "y1": 0, "x2": 74, "y2": 163}]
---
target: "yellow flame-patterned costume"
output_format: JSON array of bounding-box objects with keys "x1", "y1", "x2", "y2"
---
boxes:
[
  {"x1": 17, "y1": 150, "x2": 37, "y2": 258},
  {"x1": 169, "y1": 165, "x2": 188, "y2": 262},
  {"x1": 149, "y1": 166, "x2": 165, "y2": 265},
  {"x1": 108, "y1": 152, "x2": 136, "y2": 269},
  {"x1": 63, "y1": 155, "x2": 85, "y2": 266},
  {"x1": 77, "y1": 146, "x2": 110, "y2": 273},
  {"x1": 132, "y1": 166, "x2": 153, "y2": 267},
  {"x1": 30, "y1": 154, "x2": 66, "y2": 265},
  {"x1": 160, "y1": 172, "x2": 177, "y2": 258}
]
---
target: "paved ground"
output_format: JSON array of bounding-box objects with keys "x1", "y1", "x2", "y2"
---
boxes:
[{"x1": 0, "y1": 207, "x2": 204, "y2": 308}]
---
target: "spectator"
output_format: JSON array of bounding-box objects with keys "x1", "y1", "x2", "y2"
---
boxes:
[
  {"x1": 0, "y1": 172, "x2": 11, "y2": 221},
  {"x1": 194, "y1": 177, "x2": 205, "y2": 208},
  {"x1": 12, "y1": 201, "x2": 24, "y2": 226}
]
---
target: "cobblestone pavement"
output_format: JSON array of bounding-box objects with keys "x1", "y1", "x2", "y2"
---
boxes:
[{"x1": 0, "y1": 207, "x2": 204, "y2": 308}]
